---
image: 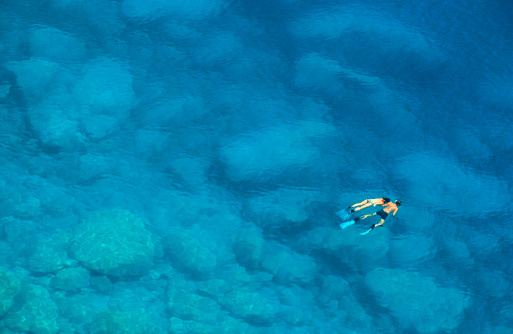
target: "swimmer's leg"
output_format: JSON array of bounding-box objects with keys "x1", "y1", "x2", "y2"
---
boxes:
[
  {"x1": 375, "y1": 219, "x2": 385, "y2": 227},
  {"x1": 350, "y1": 200, "x2": 368, "y2": 208},
  {"x1": 358, "y1": 213, "x2": 376, "y2": 220},
  {"x1": 352, "y1": 202, "x2": 371, "y2": 212}
]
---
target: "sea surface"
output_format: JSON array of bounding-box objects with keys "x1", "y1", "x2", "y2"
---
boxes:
[{"x1": 0, "y1": 0, "x2": 512, "y2": 333}]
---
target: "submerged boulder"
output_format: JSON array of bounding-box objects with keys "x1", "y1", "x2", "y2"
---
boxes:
[
  {"x1": 365, "y1": 268, "x2": 470, "y2": 333},
  {"x1": 28, "y1": 231, "x2": 73, "y2": 274},
  {"x1": 232, "y1": 226, "x2": 265, "y2": 269},
  {"x1": 0, "y1": 269, "x2": 20, "y2": 317},
  {"x1": 221, "y1": 121, "x2": 335, "y2": 181},
  {"x1": 91, "y1": 311, "x2": 164, "y2": 334},
  {"x1": 165, "y1": 232, "x2": 217, "y2": 278},
  {"x1": 51, "y1": 267, "x2": 91, "y2": 291},
  {"x1": 4, "y1": 284, "x2": 59, "y2": 334},
  {"x1": 70, "y1": 209, "x2": 155, "y2": 277},
  {"x1": 218, "y1": 289, "x2": 279, "y2": 325}
]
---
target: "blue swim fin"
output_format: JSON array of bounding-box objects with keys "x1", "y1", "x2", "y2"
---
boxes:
[
  {"x1": 360, "y1": 228, "x2": 373, "y2": 235},
  {"x1": 360, "y1": 224, "x2": 375, "y2": 235},
  {"x1": 336, "y1": 209, "x2": 351, "y2": 221},
  {"x1": 340, "y1": 220, "x2": 356, "y2": 229}
]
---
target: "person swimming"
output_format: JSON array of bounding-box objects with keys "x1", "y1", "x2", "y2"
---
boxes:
[
  {"x1": 353, "y1": 200, "x2": 402, "y2": 235},
  {"x1": 348, "y1": 197, "x2": 390, "y2": 213},
  {"x1": 337, "y1": 197, "x2": 390, "y2": 221}
]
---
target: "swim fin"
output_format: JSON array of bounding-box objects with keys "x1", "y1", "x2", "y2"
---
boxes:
[
  {"x1": 360, "y1": 228, "x2": 373, "y2": 235},
  {"x1": 336, "y1": 209, "x2": 351, "y2": 221},
  {"x1": 360, "y1": 224, "x2": 375, "y2": 235},
  {"x1": 340, "y1": 220, "x2": 356, "y2": 229}
]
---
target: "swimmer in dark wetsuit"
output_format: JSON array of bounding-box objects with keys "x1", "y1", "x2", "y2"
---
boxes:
[{"x1": 354, "y1": 200, "x2": 401, "y2": 231}]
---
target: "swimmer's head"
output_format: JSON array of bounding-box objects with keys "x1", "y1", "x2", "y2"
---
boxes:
[
  {"x1": 395, "y1": 200, "x2": 402, "y2": 206},
  {"x1": 383, "y1": 197, "x2": 391, "y2": 203}
]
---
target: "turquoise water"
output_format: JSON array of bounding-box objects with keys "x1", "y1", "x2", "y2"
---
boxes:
[{"x1": 0, "y1": 0, "x2": 512, "y2": 333}]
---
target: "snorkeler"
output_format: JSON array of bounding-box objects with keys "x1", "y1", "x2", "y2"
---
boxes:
[
  {"x1": 348, "y1": 197, "x2": 390, "y2": 213},
  {"x1": 337, "y1": 197, "x2": 390, "y2": 221},
  {"x1": 351, "y1": 200, "x2": 402, "y2": 235}
]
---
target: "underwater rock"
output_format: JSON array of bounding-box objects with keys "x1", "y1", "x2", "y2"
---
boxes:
[
  {"x1": 475, "y1": 269, "x2": 510, "y2": 299},
  {"x1": 293, "y1": 52, "x2": 346, "y2": 96},
  {"x1": 217, "y1": 288, "x2": 279, "y2": 325},
  {"x1": 245, "y1": 188, "x2": 325, "y2": 232},
  {"x1": 8, "y1": 56, "x2": 134, "y2": 149},
  {"x1": 7, "y1": 58, "x2": 70, "y2": 102},
  {"x1": 2, "y1": 217, "x2": 39, "y2": 259},
  {"x1": 51, "y1": 267, "x2": 91, "y2": 291},
  {"x1": 316, "y1": 275, "x2": 373, "y2": 331},
  {"x1": 28, "y1": 25, "x2": 86, "y2": 63},
  {"x1": 288, "y1": 5, "x2": 445, "y2": 76},
  {"x1": 90, "y1": 275, "x2": 113, "y2": 293},
  {"x1": 164, "y1": 232, "x2": 217, "y2": 278},
  {"x1": 174, "y1": 313, "x2": 256, "y2": 334},
  {"x1": 260, "y1": 244, "x2": 317, "y2": 286},
  {"x1": 0, "y1": 269, "x2": 20, "y2": 317},
  {"x1": 396, "y1": 152, "x2": 510, "y2": 216},
  {"x1": 440, "y1": 237, "x2": 474, "y2": 267},
  {"x1": 299, "y1": 226, "x2": 391, "y2": 273},
  {"x1": 28, "y1": 231, "x2": 73, "y2": 274},
  {"x1": 365, "y1": 267, "x2": 469, "y2": 333},
  {"x1": 232, "y1": 226, "x2": 265, "y2": 269},
  {"x1": 221, "y1": 120, "x2": 336, "y2": 181},
  {"x1": 26, "y1": 100, "x2": 85, "y2": 150},
  {"x1": 0, "y1": 84, "x2": 10, "y2": 99},
  {"x1": 52, "y1": 290, "x2": 109, "y2": 331},
  {"x1": 90, "y1": 311, "x2": 165, "y2": 334},
  {"x1": 167, "y1": 290, "x2": 220, "y2": 324},
  {"x1": 4, "y1": 284, "x2": 59, "y2": 334},
  {"x1": 70, "y1": 209, "x2": 155, "y2": 277},
  {"x1": 72, "y1": 58, "x2": 134, "y2": 140},
  {"x1": 122, "y1": 0, "x2": 228, "y2": 22},
  {"x1": 387, "y1": 233, "x2": 436, "y2": 268}
]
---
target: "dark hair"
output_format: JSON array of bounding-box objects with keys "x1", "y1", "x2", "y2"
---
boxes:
[
  {"x1": 383, "y1": 197, "x2": 391, "y2": 203},
  {"x1": 395, "y1": 200, "x2": 402, "y2": 206}
]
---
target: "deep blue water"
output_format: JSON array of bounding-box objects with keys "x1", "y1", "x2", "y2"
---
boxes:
[{"x1": 0, "y1": 0, "x2": 512, "y2": 333}]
